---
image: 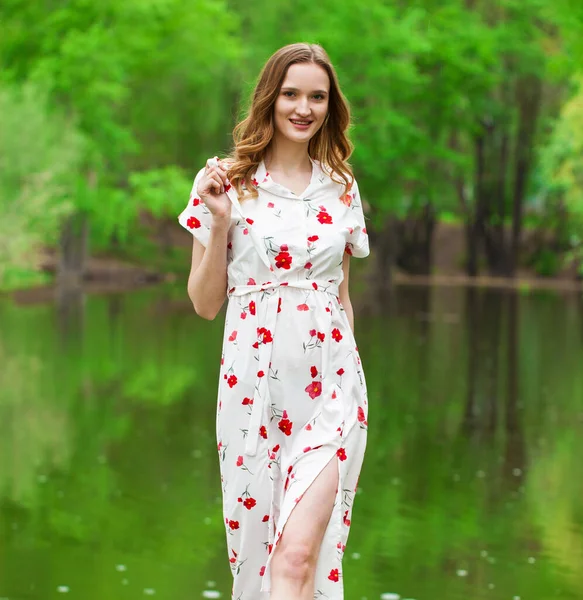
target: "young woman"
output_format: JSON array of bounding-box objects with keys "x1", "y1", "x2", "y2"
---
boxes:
[{"x1": 178, "y1": 43, "x2": 370, "y2": 600}]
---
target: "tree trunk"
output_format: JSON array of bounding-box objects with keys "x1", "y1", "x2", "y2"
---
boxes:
[
  {"x1": 396, "y1": 203, "x2": 436, "y2": 275},
  {"x1": 370, "y1": 215, "x2": 398, "y2": 309},
  {"x1": 57, "y1": 211, "x2": 90, "y2": 286},
  {"x1": 57, "y1": 170, "x2": 96, "y2": 286},
  {"x1": 466, "y1": 131, "x2": 486, "y2": 276},
  {"x1": 510, "y1": 75, "x2": 542, "y2": 274}
]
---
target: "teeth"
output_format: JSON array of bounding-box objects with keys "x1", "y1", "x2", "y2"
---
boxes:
[{"x1": 291, "y1": 120, "x2": 310, "y2": 125}]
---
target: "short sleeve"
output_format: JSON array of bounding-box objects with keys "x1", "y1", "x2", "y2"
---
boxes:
[
  {"x1": 345, "y1": 179, "x2": 370, "y2": 259},
  {"x1": 177, "y1": 167, "x2": 213, "y2": 247}
]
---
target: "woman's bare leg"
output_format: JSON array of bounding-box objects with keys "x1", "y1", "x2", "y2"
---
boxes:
[{"x1": 270, "y1": 457, "x2": 338, "y2": 600}]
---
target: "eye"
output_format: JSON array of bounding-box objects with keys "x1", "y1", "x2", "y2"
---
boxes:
[
  {"x1": 283, "y1": 90, "x2": 295, "y2": 97},
  {"x1": 313, "y1": 94, "x2": 325, "y2": 100}
]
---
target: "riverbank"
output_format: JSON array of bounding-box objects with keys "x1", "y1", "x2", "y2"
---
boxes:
[{"x1": 4, "y1": 221, "x2": 582, "y2": 303}]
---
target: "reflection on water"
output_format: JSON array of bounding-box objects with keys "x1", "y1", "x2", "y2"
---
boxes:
[{"x1": 1, "y1": 284, "x2": 582, "y2": 600}]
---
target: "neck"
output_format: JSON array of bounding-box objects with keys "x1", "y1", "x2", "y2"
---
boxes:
[{"x1": 265, "y1": 134, "x2": 312, "y2": 174}]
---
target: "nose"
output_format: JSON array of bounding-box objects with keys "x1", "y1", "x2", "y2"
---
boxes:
[{"x1": 295, "y1": 96, "x2": 311, "y2": 117}]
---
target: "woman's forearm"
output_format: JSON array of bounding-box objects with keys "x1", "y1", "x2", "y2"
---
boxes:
[
  {"x1": 343, "y1": 298, "x2": 355, "y2": 334},
  {"x1": 188, "y1": 217, "x2": 230, "y2": 320}
]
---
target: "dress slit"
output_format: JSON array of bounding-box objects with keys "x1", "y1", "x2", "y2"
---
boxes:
[{"x1": 261, "y1": 442, "x2": 342, "y2": 594}]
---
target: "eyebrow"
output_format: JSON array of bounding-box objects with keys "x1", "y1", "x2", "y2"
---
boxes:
[{"x1": 281, "y1": 87, "x2": 329, "y2": 95}]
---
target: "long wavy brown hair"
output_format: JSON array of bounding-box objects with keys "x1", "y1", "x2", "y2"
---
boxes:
[{"x1": 226, "y1": 43, "x2": 354, "y2": 199}]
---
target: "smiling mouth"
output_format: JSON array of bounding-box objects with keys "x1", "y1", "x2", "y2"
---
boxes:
[{"x1": 290, "y1": 119, "x2": 312, "y2": 125}]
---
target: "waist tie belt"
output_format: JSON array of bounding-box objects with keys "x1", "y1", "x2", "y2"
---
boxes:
[{"x1": 227, "y1": 280, "x2": 340, "y2": 456}]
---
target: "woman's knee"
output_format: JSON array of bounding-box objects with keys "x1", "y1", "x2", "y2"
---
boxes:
[{"x1": 271, "y1": 542, "x2": 316, "y2": 584}]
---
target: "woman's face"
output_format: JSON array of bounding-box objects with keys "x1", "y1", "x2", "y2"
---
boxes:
[{"x1": 273, "y1": 62, "x2": 330, "y2": 145}]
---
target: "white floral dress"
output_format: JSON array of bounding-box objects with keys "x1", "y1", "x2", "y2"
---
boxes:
[{"x1": 178, "y1": 157, "x2": 370, "y2": 600}]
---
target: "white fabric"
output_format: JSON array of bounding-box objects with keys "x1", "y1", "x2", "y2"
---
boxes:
[{"x1": 178, "y1": 157, "x2": 370, "y2": 599}]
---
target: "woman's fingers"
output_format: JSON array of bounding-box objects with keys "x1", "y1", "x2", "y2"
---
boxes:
[
  {"x1": 205, "y1": 158, "x2": 228, "y2": 183},
  {"x1": 210, "y1": 172, "x2": 225, "y2": 193}
]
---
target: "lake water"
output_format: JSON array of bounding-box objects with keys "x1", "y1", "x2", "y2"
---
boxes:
[{"x1": 1, "y1": 283, "x2": 582, "y2": 600}]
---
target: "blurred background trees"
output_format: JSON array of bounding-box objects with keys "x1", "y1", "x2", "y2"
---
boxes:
[{"x1": 1, "y1": 0, "x2": 583, "y2": 289}]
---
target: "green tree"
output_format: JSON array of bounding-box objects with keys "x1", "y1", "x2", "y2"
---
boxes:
[{"x1": 0, "y1": 81, "x2": 84, "y2": 288}]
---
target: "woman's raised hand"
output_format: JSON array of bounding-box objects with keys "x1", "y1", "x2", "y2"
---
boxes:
[{"x1": 197, "y1": 157, "x2": 232, "y2": 221}]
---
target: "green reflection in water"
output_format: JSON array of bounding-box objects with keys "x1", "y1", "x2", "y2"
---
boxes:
[{"x1": 0, "y1": 285, "x2": 582, "y2": 600}]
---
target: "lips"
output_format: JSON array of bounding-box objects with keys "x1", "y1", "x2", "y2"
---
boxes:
[{"x1": 290, "y1": 119, "x2": 312, "y2": 125}]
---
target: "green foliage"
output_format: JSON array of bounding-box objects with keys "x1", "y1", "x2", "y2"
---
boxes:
[
  {"x1": 1, "y1": 0, "x2": 583, "y2": 283},
  {"x1": 532, "y1": 247, "x2": 561, "y2": 277},
  {"x1": 538, "y1": 75, "x2": 583, "y2": 274},
  {"x1": 0, "y1": 80, "x2": 84, "y2": 286}
]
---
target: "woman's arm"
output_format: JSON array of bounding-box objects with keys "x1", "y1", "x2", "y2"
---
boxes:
[
  {"x1": 187, "y1": 215, "x2": 230, "y2": 320},
  {"x1": 338, "y1": 253, "x2": 355, "y2": 333}
]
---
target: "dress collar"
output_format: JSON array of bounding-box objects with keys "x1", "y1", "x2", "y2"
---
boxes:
[{"x1": 254, "y1": 156, "x2": 325, "y2": 199}]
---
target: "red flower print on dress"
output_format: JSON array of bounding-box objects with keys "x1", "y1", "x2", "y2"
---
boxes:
[
  {"x1": 257, "y1": 327, "x2": 273, "y2": 344},
  {"x1": 246, "y1": 218, "x2": 254, "y2": 225},
  {"x1": 252, "y1": 178, "x2": 259, "y2": 187},
  {"x1": 243, "y1": 497, "x2": 257, "y2": 510},
  {"x1": 259, "y1": 425, "x2": 268, "y2": 439},
  {"x1": 332, "y1": 328, "x2": 343, "y2": 342},
  {"x1": 242, "y1": 397, "x2": 253, "y2": 406},
  {"x1": 278, "y1": 418, "x2": 293, "y2": 436},
  {"x1": 277, "y1": 297, "x2": 282, "y2": 313},
  {"x1": 304, "y1": 262, "x2": 313, "y2": 269},
  {"x1": 247, "y1": 278, "x2": 256, "y2": 285},
  {"x1": 343, "y1": 510, "x2": 351, "y2": 526},
  {"x1": 358, "y1": 406, "x2": 368, "y2": 426},
  {"x1": 345, "y1": 244, "x2": 353, "y2": 256},
  {"x1": 191, "y1": 196, "x2": 201, "y2": 206},
  {"x1": 267, "y1": 202, "x2": 275, "y2": 208},
  {"x1": 187, "y1": 216, "x2": 201, "y2": 229},
  {"x1": 308, "y1": 235, "x2": 319, "y2": 242},
  {"x1": 252, "y1": 341, "x2": 259, "y2": 349},
  {"x1": 280, "y1": 244, "x2": 288, "y2": 251},
  {"x1": 284, "y1": 465, "x2": 295, "y2": 491},
  {"x1": 262, "y1": 514, "x2": 269, "y2": 522},
  {"x1": 328, "y1": 569, "x2": 340, "y2": 582},
  {"x1": 240, "y1": 312, "x2": 247, "y2": 320},
  {"x1": 304, "y1": 330, "x2": 325, "y2": 351},
  {"x1": 228, "y1": 331, "x2": 237, "y2": 342},
  {"x1": 337, "y1": 448, "x2": 347, "y2": 461},
  {"x1": 257, "y1": 370, "x2": 265, "y2": 378},
  {"x1": 236, "y1": 455, "x2": 254, "y2": 474},
  {"x1": 275, "y1": 251, "x2": 292, "y2": 269},
  {"x1": 305, "y1": 381, "x2": 322, "y2": 399},
  {"x1": 317, "y1": 210, "x2": 333, "y2": 225},
  {"x1": 337, "y1": 368, "x2": 345, "y2": 376},
  {"x1": 224, "y1": 182, "x2": 232, "y2": 193},
  {"x1": 249, "y1": 301, "x2": 256, "y2": 315},
  {"x1": 340, "y1": 191, "x2": 353, "y2": 207},
  {"x1": 228, "y1": 520, "x2": 240, "y2": 530},
  {"x1": 310, "y1": 365, "x2": 318, "y2": 378},
  {"x1": 259, "y1": 566, "x2": 266, "y2": 577},
  {"x1": 227, "y1": 375, "x2": 238, "y2": 388},
  {"x1": 297, "y1": 303, "x2": 309, "y2": 311},
  {"x1": 312, "y1": 282, "x2": 319, "y2": 290}
]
